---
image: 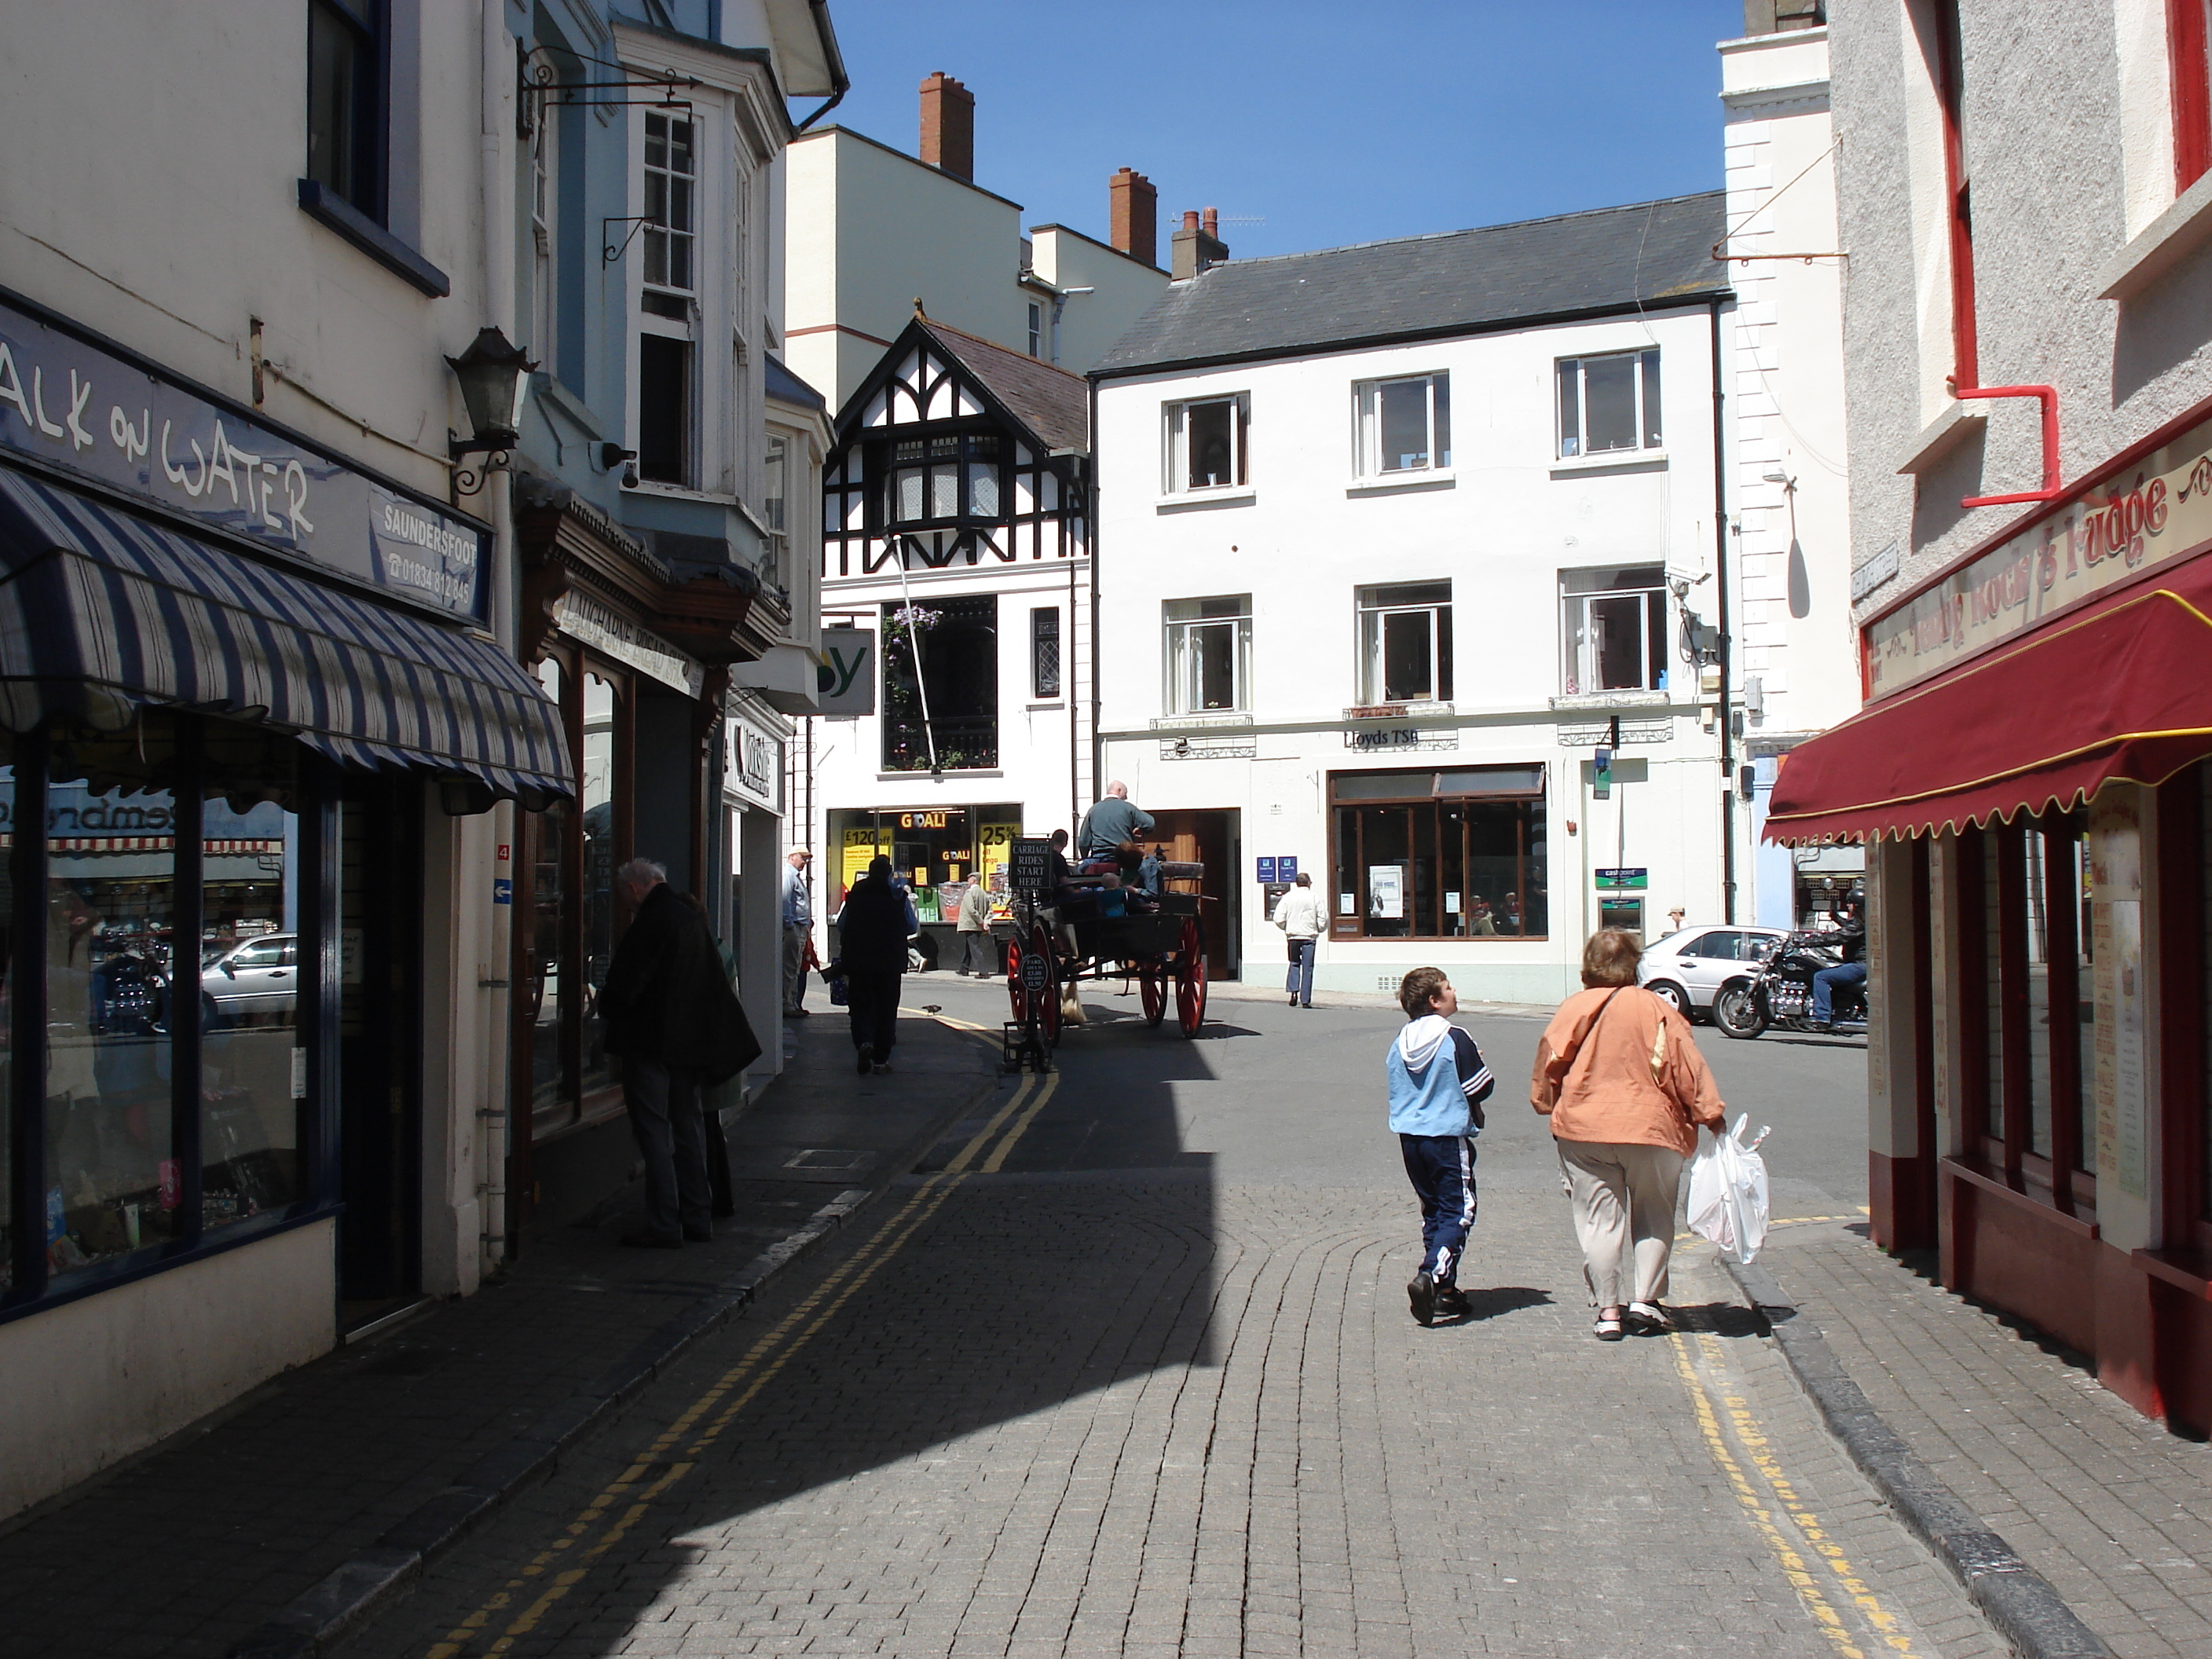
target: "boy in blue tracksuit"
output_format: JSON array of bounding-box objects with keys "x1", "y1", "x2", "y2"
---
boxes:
[{"x1": 1388, "y1": 966, "x2": 1495, "y2": 1327}]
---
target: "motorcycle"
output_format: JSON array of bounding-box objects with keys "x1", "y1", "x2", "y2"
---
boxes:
[{"x1": 1711, "y1": 930, "x2": 1867, "y2": 1039}]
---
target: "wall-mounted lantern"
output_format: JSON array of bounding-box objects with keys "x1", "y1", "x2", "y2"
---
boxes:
[{"x1": 445, "y1": 327, "x2": 537, "y2": 494}]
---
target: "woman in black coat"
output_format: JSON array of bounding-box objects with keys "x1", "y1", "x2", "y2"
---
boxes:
[{"x1": 834, "y1": 855, "x2": 918, "y2": 1075}]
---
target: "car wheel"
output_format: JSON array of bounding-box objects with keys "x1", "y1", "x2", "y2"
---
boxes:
[{"x1": 1646, "y1": 980, "x2": 1690, "y2": 1018}]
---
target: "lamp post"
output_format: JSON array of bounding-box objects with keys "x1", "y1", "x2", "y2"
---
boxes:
[{"x1": 445, "y1": 327, "x2": 537, "y2": 494}]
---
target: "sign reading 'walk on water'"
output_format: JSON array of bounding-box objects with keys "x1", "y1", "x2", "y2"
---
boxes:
[{"x1": 0, "y1": 297, "x2": 487, "y2": 622}]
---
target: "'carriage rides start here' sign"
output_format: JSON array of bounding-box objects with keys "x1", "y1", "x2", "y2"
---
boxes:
[{"x1": 1009, "y1": 838, "x2": 1057, "y2": 894}]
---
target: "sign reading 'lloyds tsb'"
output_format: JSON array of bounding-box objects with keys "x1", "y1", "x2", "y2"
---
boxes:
[{"x1": 0, "y1": 297, "x2": 486, "y2": 622}]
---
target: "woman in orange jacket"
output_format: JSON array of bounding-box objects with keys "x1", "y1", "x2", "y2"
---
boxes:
[{"x1": 1531, "y1": 928, "x2": 1732, "y2": 1342}]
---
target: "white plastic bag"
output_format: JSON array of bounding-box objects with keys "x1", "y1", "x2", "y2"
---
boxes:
[{"x1": 1687, "y1": 1114, "x2": 1772, "y2": 1264}]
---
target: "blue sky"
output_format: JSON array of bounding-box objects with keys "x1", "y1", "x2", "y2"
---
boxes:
[{"x1": 814, "y1": 2, "x2": 1747, "y2": 262}]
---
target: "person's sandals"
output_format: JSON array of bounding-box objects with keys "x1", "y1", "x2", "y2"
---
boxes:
[
  {"x1": 1625, "y1": 1301, "x2": 1673, "y2": 1335},
  {"x1": 1407, "y1": 1271, "x2": 1436, "y2": 1328},
  {"x1": 1592, "y1": 1313, "x2": 1625, "y2": 1342}
]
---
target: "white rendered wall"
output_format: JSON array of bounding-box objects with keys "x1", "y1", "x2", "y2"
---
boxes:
[
  {"x1": 1093, "y1": 306, "x2": 1730, "y2": 1002},
  {"x1": 1027, "y1": 228, "x2": 1168, "y2": 373}
]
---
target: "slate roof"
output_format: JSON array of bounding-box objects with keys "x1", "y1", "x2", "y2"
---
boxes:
[
  {"x1": 1094, "y1": 191, "x2": 1730, "y2": 377},
  {"x1": 764, "y1": 354, "x2": 826, "y2": 412},
  {"x1": 917, "y1": 320, "x2": 1090, "y2": 453}
]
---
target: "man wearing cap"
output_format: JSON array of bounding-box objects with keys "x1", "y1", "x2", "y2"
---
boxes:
[{"x1": 781, "y1": 848, "x2": 813, "y2": 1017}]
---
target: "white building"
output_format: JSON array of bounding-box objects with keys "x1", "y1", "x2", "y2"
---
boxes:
[
  {"x1": 1090, "y1": 196, "x2": 1738, "y2": 1003},
  {"x1": 1718, "y1": 5, "x2": 1862, "y2": 928}
]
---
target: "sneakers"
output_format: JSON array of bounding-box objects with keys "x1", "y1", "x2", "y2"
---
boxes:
[
  {"x1": 873, "y1": 1060, "x2": 893, "y2": 1074},
  {"x1": 1625, "y1": 1301, "x2": 1673, "y2": 1335},
  {"x1": 856, "y1": 1051, "x2": 873, "y2": 1075},
  {"x1": 1434, "y1": 1284, "x2": 1471, "y2": 1320},
  {"x1": 1407, "y1": 1271, "x2": 1436, "y2": 1328}
]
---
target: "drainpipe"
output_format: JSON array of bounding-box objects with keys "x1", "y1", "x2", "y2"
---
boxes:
[{"x1": 1711, "y1": 298, "x2": 1737, "y2": 925}]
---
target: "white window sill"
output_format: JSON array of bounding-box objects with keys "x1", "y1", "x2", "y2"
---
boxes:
[
  {"x1": 622, "y1": 479, "x2": 742, "y2": 507},
  {"x1": 1151, "y1": 712, "x2": 1254, "y2": 729},
  {"x1": 1025, "y1": 701, "x2": 1064, "y2": 712},
  {"x1": 1346, "y1": 471, "x2": 1456, "y2": 497},
  {"x1": 1550, "y1": 449, "x2": 1668, "y2": 476},
  {"x1": 1156, "y1": 489, "x2": 1254, "y2": 513},
  {"x1": 1548, "y1": 689, "x2": 1675, "y2": 712},
  {"x1": 1346, "y1": 701, "x2": 1454, "y2": 720},
  {"x1": 1894, "y1": 401, "x2": 1987, "y2": 476},
  {"x1": 2100, "y1": 166, "x2": 2212, "y2": 300},
  {"x1": 873, "y1": 769, "x2": 1005, "y2": 782}
]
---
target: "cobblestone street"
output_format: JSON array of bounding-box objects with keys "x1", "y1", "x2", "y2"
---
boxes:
[{"x1": 346, "y1": 985, "x2": 2005, "y2": 1657}]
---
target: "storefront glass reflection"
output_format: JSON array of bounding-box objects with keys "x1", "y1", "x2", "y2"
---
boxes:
[
  {"x1": 580, "y1": 672, "x2": 617, "y2": 1097},
  {"x1": 529, "y1": 657, "x2": 570, "y2": 1132}
]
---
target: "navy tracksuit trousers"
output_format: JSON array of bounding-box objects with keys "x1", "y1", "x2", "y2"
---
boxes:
[{"x1": 1400, "y1": 1133, "x2": 1477, "y2": 1284}]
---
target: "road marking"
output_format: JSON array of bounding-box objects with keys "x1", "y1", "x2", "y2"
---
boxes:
[
  {"x1": 1671, "y1": 1327, "x2": 1921, "y2": 1658},
  {"x1": 424, "y1": 1071, "x2": 1059, "y2": 1658}
]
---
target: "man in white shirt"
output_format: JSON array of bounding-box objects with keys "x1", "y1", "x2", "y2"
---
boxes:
[
  {"x1": 781, "y1": 848, "x2": 813, "y2": 1017},
  {"x1": 1271, "y1": 871, "x2": 1324, "y2": 1009}
]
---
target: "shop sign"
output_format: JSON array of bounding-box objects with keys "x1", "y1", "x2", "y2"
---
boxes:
[
  {"x1": 1345, "y1": 725, "x2": 1456, "y2": 752},
  {"x1": 555, "y1": 591, "x2": 704, "y2": 697},
  {"x1": 725, "y1": 716, "x2": 779, "y2": 810},
  {"x1": 1595, "y1": 867, "x2": 1648, "y2": 888},
  {"x1": 1009, "y1": 837, "x2": 1056, "y2": 894},
  {"x1": 0, "y1": 297, "x2": 486, "y2": 621},
  {"x1": 1866, "y1": 408, "x2": 2212, "y2": 695},
  {"x1": 817, "y1": 628, "x2": 875, "y2": 715}
]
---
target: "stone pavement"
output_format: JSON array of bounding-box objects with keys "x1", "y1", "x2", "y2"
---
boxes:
[
  {"x1": 348, "y1": 1157, "x2": 2005, "y2": 1657},
  {"x1": 0, "y1": 1009, "x2": 1000, "y2": 1659},
  {"x1": 1755, "y1": 1221, "x2": 2212, "y2": 1659}
]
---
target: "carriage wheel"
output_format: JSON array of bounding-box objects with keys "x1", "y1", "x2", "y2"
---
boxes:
[
  {"x1": 1030, "y1": 922, "x2": 1064, "y2": 1046},
  {"x1": 1139, "y1": 963, "x2": 1167, "y2": 1026},
  {"x1": 1174, "y1": 917, "x2": 1208, "y2": 1037},
  {"x1": 1005, "y1": 931, "x2": 1032, "y2": 1025}
]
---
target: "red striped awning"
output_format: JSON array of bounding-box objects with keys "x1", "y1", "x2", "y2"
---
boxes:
[{"x1": 1764, "y1": 556, "x2": 2212, "y2": 844}]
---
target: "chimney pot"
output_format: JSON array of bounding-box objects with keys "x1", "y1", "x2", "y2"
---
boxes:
[
  {"x1": 1181, "y1": 210, "x2": 1200, "y2": 232},
  {"x1": 918, "y1": 71, "x2": 975, "y2": 181},
  {"x1": 1203, "y1": 206, "x2": 1219, "y2": 239},
  {"x1": 1108, "y1": 168, "x2": 1159, "y2": 268},
  {"x1": 1170, "y1": 210, "x2": 1229, "y2": 281}
]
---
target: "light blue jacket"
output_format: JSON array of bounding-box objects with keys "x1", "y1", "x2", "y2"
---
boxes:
[{"x1": 1386, "y1": 1016, "x2": 1491, "y2": 1137}]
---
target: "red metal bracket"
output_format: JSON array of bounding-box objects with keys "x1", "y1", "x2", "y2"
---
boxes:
[{"x1": 1955, "y1": 384, "x2": 2061, "y2": 508}]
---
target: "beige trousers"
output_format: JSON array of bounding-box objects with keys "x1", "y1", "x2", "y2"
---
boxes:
[{"x1": 1558, "y1": 1140, "x2": 1686, "y2": 1311}]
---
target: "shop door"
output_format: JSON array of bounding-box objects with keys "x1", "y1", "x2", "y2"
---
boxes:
[
  {"x1": 1144, "y1": 809, "x2": 1239, "y2": 980},
  {"x1": 337, "y1": 774, "x2": 423, "y2": 1328}
]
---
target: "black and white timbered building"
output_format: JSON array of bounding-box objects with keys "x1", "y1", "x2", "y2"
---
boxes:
[{"x1": 810, "y1": 313, "x2": 1093, "y2": 956}]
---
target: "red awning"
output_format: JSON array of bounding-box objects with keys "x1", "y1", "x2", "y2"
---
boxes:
[{"x1": 1765, "y1": 558, "x2": 2212, "y2": 844}]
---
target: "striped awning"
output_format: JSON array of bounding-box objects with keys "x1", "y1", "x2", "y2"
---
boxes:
[{"x1": 0, "y1": 467, "x2": 572, "y2": 808}]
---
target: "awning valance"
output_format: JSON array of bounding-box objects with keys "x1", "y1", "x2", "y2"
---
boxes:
[
  {"x1": 0, "y1": 468, "x2": 572, "y2": 808},
  {"x1": 1766, "y1": 556, "x2": 2212, "y2": 844}
]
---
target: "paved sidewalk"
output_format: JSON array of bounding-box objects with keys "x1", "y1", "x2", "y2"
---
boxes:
[
  {"x1": 0, "y1": 1009, "x2": 1001, "y2": 1659},
  {"x1": 1754, "y1": 1221, "x2": 2212, "y2": 1659}
]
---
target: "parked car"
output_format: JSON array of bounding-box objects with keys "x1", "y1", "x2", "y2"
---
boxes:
[
  {"x1": 1638, "y1": 925, "x2": 1788, "y2": 1020},
  {"x1": 202, "y1": 932, "x2": 297, "y2": 1024}
]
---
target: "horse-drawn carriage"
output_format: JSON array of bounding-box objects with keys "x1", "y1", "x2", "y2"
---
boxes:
[{"x1": 1001, "y1": 848, "x2": 1210, "y2": 1049}]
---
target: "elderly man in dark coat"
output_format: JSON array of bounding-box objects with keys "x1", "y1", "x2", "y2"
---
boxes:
[{"x1": 600, "y1": 856, "x2": 735, "y2": 1247}]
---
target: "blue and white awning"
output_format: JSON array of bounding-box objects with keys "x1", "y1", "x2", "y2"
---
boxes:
[{"x1": 0, "y1": 467, "x2": 571, "y2": 808}]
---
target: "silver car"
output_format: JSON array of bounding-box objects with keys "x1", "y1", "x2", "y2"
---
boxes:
[
  {"x1": 1638, "y1": 925, "x2": 1787, "y2": 1020},
  {"x1": 203, "y1": 932, "x2": 297, "y2": 1024}
]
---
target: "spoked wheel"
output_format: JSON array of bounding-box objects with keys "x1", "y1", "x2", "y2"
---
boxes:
[
  {"x1": 1139, "y1": 963, "x2": 1167, "y2": 1026},
  {"x1": 1005, "y1": 931, "x2": 1031, "y2": 1026},
  {"x1": 1711, "y1": 982, "x2": 1768, "y2": 1040},
  {"x1": 1174, "y1": 917, "x2": 1208, "y2": 1037},
  {"x1": 1029, "y1": 922, "x2": 1064, "y2": 1046}
]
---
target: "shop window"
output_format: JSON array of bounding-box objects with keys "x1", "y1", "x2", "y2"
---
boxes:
[
  {"x1": 580, "y1": 671, "x2": 621, "y2": 1099},
  {"x1": 1557, "y1": 350, "x2": 1661, "y2": 459},
  {"x1": 527, "y1": 657, "x2": 573, "y2": 1136},
  {"x1": 1357, "y1": 582, "x2": 1452, "y2": 705},
  {"x1": 1960, "y1": 815, "x2": 2093, "y2": 1210},
  {"x1": 882, "y1": 595, "x2": 998, "y2": 772},
  {"x1": 1164, "y1": 595, "x2": 1251, "y2": 714},
  {"x1": 1562, "y1": 566, "x2": 1668, "y2": 694},
  {"x1": 1328, "y1": 767, "x2": 1547, "y2": 941},
  {"x1": 829, "y1": 804, "x2": 1022, "y2": 930},
  {"x1": 1163, "y1": 394, "x2": 1249, "y2": 493},
  {"x1": 1354, "y1": 373, "x2": 1452, "y2": 478},
  {"x1": 1031, "y1": 606, "x2": 1060, "y2": 700},
  {"x1": 306, "y1": 0, "x2": 383, "y2": 219}
]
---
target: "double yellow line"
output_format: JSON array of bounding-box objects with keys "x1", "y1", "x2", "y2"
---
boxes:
[{"x1": 425, "y1": 1067, "x2": 1059, "y2": 1657}]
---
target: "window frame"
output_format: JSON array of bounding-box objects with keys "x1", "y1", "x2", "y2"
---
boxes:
[
  {"x1": 1327, "y1": 767, "x2": 1548, "y2": 943},
  {"x1": 306, "y1": 0, "x2": 386, "y2": 222},
  {"x1": 1555, "y1": 350, "x2": 1663, "y2": 460},
  {"x1": 1353, "y1": 372, "x2": 1452, "y2": 478},
  {"x1": 1931, "y1": 0, "x2": 1979, "y2": 386},
  {"x1": 1030, "y1": 606, "x2": 1061, "y2": 701},
  {"x1": 1027, "y1": 302, "x2": 1044, "y2": 359},
  {"x1": 880, "y1": 429, "x2": 1005, "y2": 529},
  {"x1": 1559, "y1": 566, "x2": 1669, "y2": 695},
  {"x1": 880, "y1": 595, "x2": 1000, "y2": 773},
  {"x1": 1163, "y1": 595, "x2": 1254, "y2": 716},
  {"x1": 1163, "y1": 394, "x2": 1250, "y2": 495},
  {"x1": 2172, "y1": 0, "x2": 2212, "y2": 195},
  {"x1": 1356, "y1": 581, "x2": 1453, "y2": 706},
  {"x1": 641, "y1": 110, "x2": 698, "y2": 301}
]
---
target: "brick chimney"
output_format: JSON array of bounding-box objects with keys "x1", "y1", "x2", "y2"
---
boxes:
[
  {"x1": 1170, "y1": 207, "x2": 1229, "y2": 280},
  {"x1": 918, "y1": 71, "x2": 974, "y2": 181},
  {"x1": 1109, "y1": 168, "x2": 1158, "y2": 268}
]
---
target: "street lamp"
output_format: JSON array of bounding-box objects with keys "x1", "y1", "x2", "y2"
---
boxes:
[{"x1": 445, "y1": 326, "x2": 537, "y2": 493}]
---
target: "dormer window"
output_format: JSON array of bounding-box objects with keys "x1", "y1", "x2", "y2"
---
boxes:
[{"x1": 884, "y1": 432, "x2": 1003, "y2": 525}]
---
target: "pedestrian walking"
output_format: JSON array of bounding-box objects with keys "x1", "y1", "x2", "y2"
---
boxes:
[
  {"x1": 1386, "y1": 967, "x2": 1495, "y2": 1327},
  {"x1": 1271, "y1": 871, "x2": 1322, "y2": 1007},
  {"x1": 954, "y1": 877, "x2": 997, "y2": 976},
  {"x1": 781, "y1": 848, "x2": 814, "y2": 1017},
  {"x1": 1531, "y1": 928, "x2": 1730, "y2": 1341},
  {"x1": 601, "y1": 859, "x2": 762, "y2": 1248},
  {"x1": 834, "y1": 855, "x2": 917, "y2": 1075}
]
